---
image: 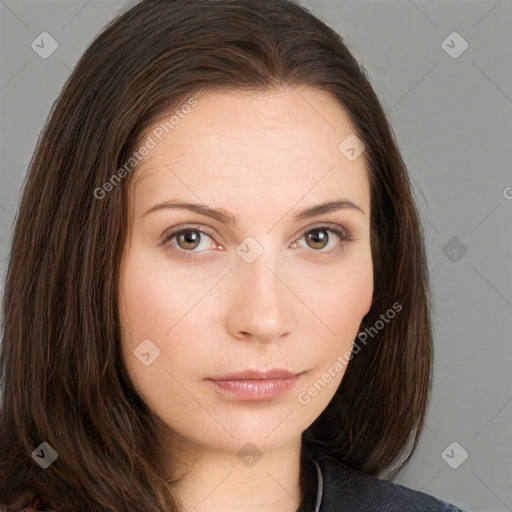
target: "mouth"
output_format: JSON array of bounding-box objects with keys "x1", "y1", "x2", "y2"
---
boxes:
[
  {"x1": 209, "y1": 368, "x2": 300, "y2": 380},
  {"x1": 205, "y1": 368, "x2": 304, "y2": 401}
]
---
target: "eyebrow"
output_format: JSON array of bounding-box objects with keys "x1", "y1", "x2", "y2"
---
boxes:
[{"x1": 142, "y1": 198, "x2": 365, "y2": 225}]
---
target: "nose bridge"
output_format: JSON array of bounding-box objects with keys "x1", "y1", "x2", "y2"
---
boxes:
[
  {"x1": 225, "y1": 238, "x2": 296, "y2": 342},
  {"x1": 240, "y1": 246, "x2": 279, "y2": 300}
]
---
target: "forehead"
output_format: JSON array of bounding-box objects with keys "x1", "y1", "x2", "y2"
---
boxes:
[{"x1": 130, "y1": 87, "x2": 370, "y2": 216}]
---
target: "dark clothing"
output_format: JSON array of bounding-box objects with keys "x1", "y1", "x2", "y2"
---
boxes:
[
  {"x1": 301, "y1": 440, "x2": 466, "y2": 512},
  {"x1": 15, "y1": 443, "x2": 466, "y2": 511}
]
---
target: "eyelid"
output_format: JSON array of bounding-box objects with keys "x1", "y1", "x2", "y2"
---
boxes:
[
  {"x1": 160, "y1": 223, "x2": 216, "y2": 244},
  {"x1": 161, "y1": 222, "x2": 353, "y2": 259},
  {"x1": 296, "y1": 222, "x2": 352, "y2": 240}
]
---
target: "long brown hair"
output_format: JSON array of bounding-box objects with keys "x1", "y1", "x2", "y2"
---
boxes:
[{"x1": 0, "y1": 0, "x2": 431, "y2": 510}]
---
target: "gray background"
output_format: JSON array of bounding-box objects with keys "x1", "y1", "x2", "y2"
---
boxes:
[{"x1": 1, "y1": 1, "x2": 511, "y2": 511}]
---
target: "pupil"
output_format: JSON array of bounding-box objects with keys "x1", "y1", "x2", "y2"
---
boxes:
[
  {"x1": 179, "y1": 230, "x2": 199, "y2": 249},
  {"x1": 308, "y1": 229, "x2": 328, "y2": 249}
]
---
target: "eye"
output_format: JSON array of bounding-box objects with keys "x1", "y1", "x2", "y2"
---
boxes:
[
  {"x1": 161, "y1": 223, "x2": 352, "y2": 261},
  {"x1": 292, "y1": 225, "x2": 352, "y2": 252},
  {"x1": 162, "y1": 226, "x2": 217, "y2": 260}
]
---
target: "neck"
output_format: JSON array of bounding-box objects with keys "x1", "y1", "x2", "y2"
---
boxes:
[{"x1": 164, "y1": 433, "x2": 305, "y2": 512}]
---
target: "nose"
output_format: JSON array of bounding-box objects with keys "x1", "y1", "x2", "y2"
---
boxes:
[{"x1": 224, "y1": 248, "x2": 297, "y2": 344}]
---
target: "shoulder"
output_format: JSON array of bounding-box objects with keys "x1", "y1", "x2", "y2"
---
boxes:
[{"x1": 311, "y1": 447, "x2": 466, "y2": 512}]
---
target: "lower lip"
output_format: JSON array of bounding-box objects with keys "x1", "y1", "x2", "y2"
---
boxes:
[{"x1": 206, "y1": 376, "x2": 301, "y2": 401}]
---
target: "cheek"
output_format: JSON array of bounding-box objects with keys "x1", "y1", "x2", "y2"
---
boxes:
[
  {"x1": 332, "y1": 268, "x2": 373, "y2": 335},
  {"x1": 118, "y1": 248, "x2": 205, "y2": 346},
  {"x1": 305, "y1": 250, "x2": 373, "y2": 342},
  {"x1": 118, "y1": 248, "x2": 223, "y2": 404},
  {"x1": 118, "y1": 252, "x2": 189, "y2": 394},
  {"x1": 295, "y1": 252, "x2": 373, "y2": 404}
]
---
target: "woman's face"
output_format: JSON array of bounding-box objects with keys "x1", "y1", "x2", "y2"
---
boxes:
[{"x1": 118, "y1": 87, "x2": 373, "y2": 457}]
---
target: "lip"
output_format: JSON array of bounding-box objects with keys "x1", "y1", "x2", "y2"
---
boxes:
[
  {"x1": 205, "y1": 368, "x2": 303, "y2": 401},
  {"x1": 209, "y1": 369, "x2": 299, "y2": 381}
]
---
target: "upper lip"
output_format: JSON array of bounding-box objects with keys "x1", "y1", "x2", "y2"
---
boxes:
[{"x1": 208, "y1": 369, "x2": 300, "y2": 381}]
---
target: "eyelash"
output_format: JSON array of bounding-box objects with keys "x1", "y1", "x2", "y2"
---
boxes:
[{"x1": 161, "y1": 224, "x2": 353, "y2": 261}]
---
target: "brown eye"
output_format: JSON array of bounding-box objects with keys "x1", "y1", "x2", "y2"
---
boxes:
[
  {"x1": 294, "y1": 225, "x2": 350, "y2": 253},
  {"x1": 162, "y1": 226, "x2": 217, "y2": 260},
  {"x1": 305, "y1": 228, "x2": 329, "y2": 250},
  {"x1": 176, "y1": 229, "x2": 202, "y2": 250}
]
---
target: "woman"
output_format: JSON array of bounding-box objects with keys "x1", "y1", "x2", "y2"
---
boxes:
[{"x1": 0, "y1": 0, "x2": 466, "y2": 510}]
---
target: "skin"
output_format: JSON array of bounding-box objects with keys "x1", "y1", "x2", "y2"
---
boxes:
[{"x1": 118, "y1": 86, "x2": 373, "y2": 512}]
